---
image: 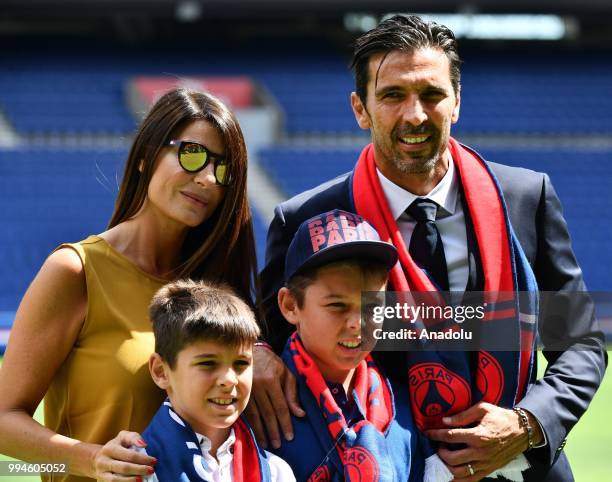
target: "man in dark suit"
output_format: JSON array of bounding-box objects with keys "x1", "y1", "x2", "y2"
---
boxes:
[{"x1": 250, "y1": 15, "x2": 607, "y2": 481}]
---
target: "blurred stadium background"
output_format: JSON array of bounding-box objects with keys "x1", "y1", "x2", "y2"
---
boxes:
[{"x1": 0, "y1": 0, "x2": 610, "y2": 479}]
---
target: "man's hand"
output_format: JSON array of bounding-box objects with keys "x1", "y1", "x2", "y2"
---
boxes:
[
  {"x1": 426, "y1": 402, "x2": 543, "y2": 481},
  {"x1": 244, "y1": 346, "x2": 305, "y2": 449}
]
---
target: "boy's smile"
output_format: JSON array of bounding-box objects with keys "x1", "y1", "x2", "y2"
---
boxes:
[
  {"x1": 280, "y1": 263, "x2": 387, "y2": 388},
  {"x1": 153, "y1": 340, "x2": 253, "y2": 441}
]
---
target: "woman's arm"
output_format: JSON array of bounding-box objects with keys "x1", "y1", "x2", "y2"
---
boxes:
[{"x1": 0, "y1": 248, "x2": 155, "y2": 480}]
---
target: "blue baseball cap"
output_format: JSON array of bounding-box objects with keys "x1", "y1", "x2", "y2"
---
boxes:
[{"x1": 284, "y1": 209, "x2": 398, "y2": 282}]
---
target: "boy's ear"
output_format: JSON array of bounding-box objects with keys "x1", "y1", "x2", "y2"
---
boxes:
[
  {"x1": 149, "y1": 353, "x2": 170, "y2": 390},
  {"x1": 278, "y1": 287, "x2": 300, "y2": 326}
]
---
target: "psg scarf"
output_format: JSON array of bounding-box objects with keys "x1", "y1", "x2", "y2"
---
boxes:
[
  {"x1": 351, "y1": 139, "x2": 538, "y2": 480},
  {"x1": 288, "y1": 333, "x2": 398, "y2": 481},
  {"x1": 143, "y1": 400, "x2": 272, "y2": 482}
]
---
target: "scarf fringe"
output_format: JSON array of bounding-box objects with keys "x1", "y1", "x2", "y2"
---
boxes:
[
  {"x1": 488, "y1": 454, "x2": 530, "y2": 481},
  {"x1": 424, "y1": 453, "x2": 454, "y2": 482},
  {"x1": 423, "y1": 453, "x2": 529, "y2": 482}
]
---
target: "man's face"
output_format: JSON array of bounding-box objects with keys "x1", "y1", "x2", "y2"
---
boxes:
[{"x1": 351, "y1": 48, "x2": 460, "y2": 185}]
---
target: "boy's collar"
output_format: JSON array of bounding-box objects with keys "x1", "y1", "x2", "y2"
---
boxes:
[
  {"x1": 165, "y1": 399, "x2": 236, "y2": 459},
  {"x1": 196, "y1": 428, "x2": 236, "y2": 457}
]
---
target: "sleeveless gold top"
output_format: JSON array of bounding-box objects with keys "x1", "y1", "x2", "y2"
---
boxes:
[{"x1": 43, "y1": 236, "x2": 166, "y2": 482}]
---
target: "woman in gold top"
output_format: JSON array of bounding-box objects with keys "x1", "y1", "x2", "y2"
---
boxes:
[{"x1": 0, "y1": 88, "x2": 258, "y2": 481}]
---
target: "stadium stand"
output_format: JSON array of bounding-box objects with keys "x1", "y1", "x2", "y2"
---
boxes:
[
  {"x1": 0, "y1": 148, "x2": 123, "y2": 310},
  {"x1": 1, "y1": 44, "x2": 612, "y2": 135},
  {"x1": 0, "y1": 41, "x2": 611, "y2": 337},
  {"x1": 0, "y1": 147, "x2": 271, "y2": 313}
]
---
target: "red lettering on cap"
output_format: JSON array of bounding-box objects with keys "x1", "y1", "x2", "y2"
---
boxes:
[
  {"x1": 326, "y1": 229, "x2": 345, "y2": 246},
  {"x1": 343, "y1": 228, "x2": 358, "y2": 242},
  {"x1": 311, "y1": 234, "x2": 326, "y2": 252},
  {"x1": 325, "y1": 214, "x2": 340, "y2": 231},
  {"x1": 308, "y1": 219, "x2": 324, "y2": 237},
  {"x1": 340, "y1": 214, "x2": 356, "y2": 229}
]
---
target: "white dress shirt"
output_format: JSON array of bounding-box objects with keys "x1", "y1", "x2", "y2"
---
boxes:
[
  {"x1": 140, "y1": 428, "x2": 296, "y2": 482},
  {"x1": 376, "y1": 157, "x2": 548, "y2": 448},
  {"x1": 376, "y1": 157, "x2": 469, "y2": 292}
]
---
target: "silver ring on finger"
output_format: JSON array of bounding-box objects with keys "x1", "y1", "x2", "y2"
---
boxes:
[{"x1": 467, "y1": 463, "x2": 475, "y2": 476}]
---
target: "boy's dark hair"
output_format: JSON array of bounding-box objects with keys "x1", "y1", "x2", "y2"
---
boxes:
[
  {"x1": 351, "y1": 14, "x2": 461, "y2": 104},
  {"x1": 286, "y1": 259, "x2": 390, "y2": 308},
  {"x1": 150, "y1": 279, "x2": 260, "y2": 368}
]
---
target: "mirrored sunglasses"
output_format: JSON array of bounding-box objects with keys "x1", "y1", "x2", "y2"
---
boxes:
[{"x1": 168, "y1": 140, "x2": 232, "y2": 186}]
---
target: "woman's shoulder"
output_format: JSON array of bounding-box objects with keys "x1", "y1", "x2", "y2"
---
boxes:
[
  {"x1": 45, "y1": 243, "x2": 87, "y2": 279},
  {"x1": 49, "y1": 235, "x2": 106, "y2": 272},
  {"x1": 15, "y1": 239, "x2": 89, "y2": 342}
]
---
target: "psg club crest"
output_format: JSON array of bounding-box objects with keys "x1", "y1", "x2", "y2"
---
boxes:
[
  {"x1": 308, "y1": 465, "x2": 331, "y2": 482},
  {"x1": 344, "y1": 446, "x2": 379, "y2": 482},
  {"x1": 476, "y1": 351, "x2": 504, "y2": 404},
  {"x1": 408, "y1": 362, "x2": 471, "y2": 430}
]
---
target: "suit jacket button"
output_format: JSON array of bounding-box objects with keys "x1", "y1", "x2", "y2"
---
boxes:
[{"x1": 557, "y1": 439, "x2": 567, "y2": 452}]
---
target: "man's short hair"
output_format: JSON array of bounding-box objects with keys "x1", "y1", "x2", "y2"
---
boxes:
[
  {"x1": 286, "y1": 259, "x2": 389, "y2": 308},
  {"x1": 351, "y1": 14, "x2": 461, "y2": 104},
  {"x1": 149, "y1": 279, "x2": 260, "y2": 368}
]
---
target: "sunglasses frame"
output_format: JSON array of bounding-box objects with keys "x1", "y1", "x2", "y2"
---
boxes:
[{"x1": 167, "y1": 139, "x2": 231, "y2": 186}]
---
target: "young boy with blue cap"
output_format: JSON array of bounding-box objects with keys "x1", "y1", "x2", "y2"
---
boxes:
[{"x1": 271, "y1": 209, "x2": 424, "y2": 481}]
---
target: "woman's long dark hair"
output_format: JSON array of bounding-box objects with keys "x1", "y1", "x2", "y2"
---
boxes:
[{"x1": 108, "y1": 88, "x2": 258, "y2": 304}]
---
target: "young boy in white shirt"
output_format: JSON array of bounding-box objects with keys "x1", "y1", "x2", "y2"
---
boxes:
[{"x1": 140, "y1": 279, "x2": 295, "y2": 482}]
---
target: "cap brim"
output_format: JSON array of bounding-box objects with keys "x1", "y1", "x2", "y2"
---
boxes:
[{"x1": 288, "y1": 240, "x2": 398, "y2": 280}]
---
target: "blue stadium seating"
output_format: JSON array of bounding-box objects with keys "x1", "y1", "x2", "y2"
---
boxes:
[
  {"x1": 0, "y1": 149, "x2": 124, "y2": 310},
  {"x1": 1, "y1": 44, "x2": 611, "y2": 135},
  {"x1": 0, "y1": 148, "x2": 272, "y2": 313},
  {"x1": 1, "y1": 42, "x2": 611, "y2": 339}
]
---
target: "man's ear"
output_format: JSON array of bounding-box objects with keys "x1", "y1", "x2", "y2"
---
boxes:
[
  {"x1": 149, "y1": 353, "x2": 170, "y2": 390},
  {"x1": 351, "y1": 92, "x2": 372, "y2": 130},
  {"x1": 278, "y1": 287, "x2": 300, "y2": 326},
  {"x1": 451, "y1": 88, "x2": 461, "y2": 124}
]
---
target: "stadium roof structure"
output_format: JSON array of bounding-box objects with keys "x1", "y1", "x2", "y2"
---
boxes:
[{"x1": 3, "y1": 0, "x2": 612, "y2": 16}]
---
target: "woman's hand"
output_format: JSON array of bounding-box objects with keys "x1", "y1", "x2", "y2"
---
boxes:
[
  {"x1": 91, "y1": 431, "x2": 157, "y2": 481},
  {"x1": 0, "y1": 248, "x2": 154, "y2": 479},
  {"x1": 244, "y1": 346, "x2": 305, "y2": 449}
]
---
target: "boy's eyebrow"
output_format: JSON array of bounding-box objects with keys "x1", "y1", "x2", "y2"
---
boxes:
[
  {"x1": 192, "y1": 352, "x2": 253, "y2": 359},
  {"x1": 322, "y1": 293, "x2": 348, "y2": 300}
]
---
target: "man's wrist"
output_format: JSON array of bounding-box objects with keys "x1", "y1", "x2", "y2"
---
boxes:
[
  {"x1": 523, "y1": 409, "x2": 545, "y2": 447},
  {"x1": 513, "y1": 407, "x2": 545, "y2": 450}
]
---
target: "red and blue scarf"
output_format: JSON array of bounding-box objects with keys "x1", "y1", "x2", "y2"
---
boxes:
[
  {"x1": 288, "y1": 333, "x2": 400, "y2": 481},
  {"x1": 143, "y1": 400, "x2": 271, "y2": 482},
  {"x1": 351, "y1": 140, "x2": 538, "y2": 481}
]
